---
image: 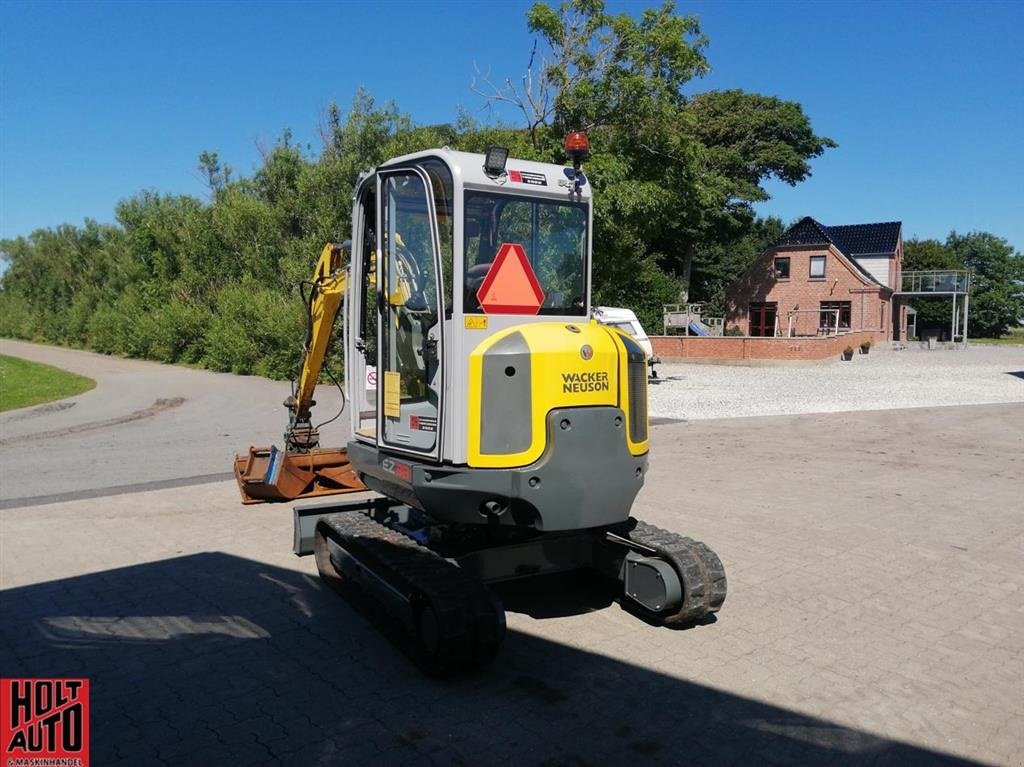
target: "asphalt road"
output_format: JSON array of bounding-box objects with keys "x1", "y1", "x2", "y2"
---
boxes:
[
  {"x1": 0, "y1": 339, "x2": 352, "y2": 505},
  {"x1": 1, "y1": 341, "x2": 1022, "y2": 765}
]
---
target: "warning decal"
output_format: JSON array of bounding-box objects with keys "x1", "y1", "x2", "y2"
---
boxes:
[
  {"x1": 476, "y1": 243, "x2": 546, "y2": 315},
  {"x1": 409, "y1": 415, "x2": 437, "y2": 432},
  {"x1": 383, "y1": 371, "x2": 401, "y2": 419},
  {"x1": 508, "y1": 170, "x2": 547, "y2": 186}
]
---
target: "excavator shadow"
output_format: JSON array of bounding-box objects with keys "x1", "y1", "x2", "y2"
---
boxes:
[
  {"x1": 490, "y1": 569, "x2": 615, "y2": 619},
  {"x1": 493, "y1": 570, "x2": 716, "y2": 629},
  {"x1": 1, "y1": 552, "x2": 982, "y2": 766}
]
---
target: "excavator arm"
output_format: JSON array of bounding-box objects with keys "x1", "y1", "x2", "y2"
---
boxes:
[
  {"x1": 233, "y1": 242, "x2": 366, "y2": 503},
  {"x1": 284, "y1": 242, "x2": 349, "y2": 452}
]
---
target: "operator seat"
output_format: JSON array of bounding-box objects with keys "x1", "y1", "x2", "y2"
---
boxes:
[{"x1": 464, "y1": 262, "x2": 492, "y2": 313}]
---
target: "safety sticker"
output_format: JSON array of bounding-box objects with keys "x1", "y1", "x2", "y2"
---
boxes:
[
  {"x1": 383, "y1": 371, "x2": 401, "y2": 419},
  {"x1": 409, "y1": 415, "x2": 437, "y2": 432},
  {"x1": 508, "y1": 170, "x2": 547, "y2": 186}
]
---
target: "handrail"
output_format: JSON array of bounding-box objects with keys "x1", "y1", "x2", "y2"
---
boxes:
[{"x1": 899, "y1": 270, "x2": 970, "y2": 294}]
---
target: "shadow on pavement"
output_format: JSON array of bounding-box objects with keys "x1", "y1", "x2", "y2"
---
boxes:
[
  {"x1": 1, "y1": 553, "x2": 980, "y2": 766},
  {"x1": 492, "y1": 570, "x2": 614, "y2": 619}
]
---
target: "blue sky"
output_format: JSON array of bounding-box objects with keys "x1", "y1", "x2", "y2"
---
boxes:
[{"x1": 2, "y1": 0, "x2": 1022, "y2": 251}]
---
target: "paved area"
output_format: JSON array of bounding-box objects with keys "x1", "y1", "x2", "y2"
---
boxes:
[
  {"x1": 649, "y1": 345, "x2": 1024, "y2": 420},
  {"x1": 3, "y1": 379, "x2": 1022, "y2": 764}
]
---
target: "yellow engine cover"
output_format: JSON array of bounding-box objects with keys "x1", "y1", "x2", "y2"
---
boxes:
[{"x1": 467, "y1": 320, "x2": 648, "y2": 468}]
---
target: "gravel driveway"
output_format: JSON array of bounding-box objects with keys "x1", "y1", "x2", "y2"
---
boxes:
[{"x1": 649, "y1": 345, "x2": 1024, "y2": 420}]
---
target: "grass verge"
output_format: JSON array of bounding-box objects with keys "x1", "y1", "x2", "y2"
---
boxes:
[
  {"x1": 0, "y1": 354, "x2": 96, "y2": 412},
  {"x1": 970, "y1": 328, "x2": 1024, "y2": 346}
]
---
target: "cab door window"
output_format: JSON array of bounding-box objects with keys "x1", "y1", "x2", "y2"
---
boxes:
[{"x1": 380, "y1": 171, "x2": 441, "y2": 452}]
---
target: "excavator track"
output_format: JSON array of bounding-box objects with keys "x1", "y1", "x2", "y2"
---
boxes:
[
  {"x1": 314, "y1": 511, "x2": 505, "y2": 675},
  {"x1": 625, "y1": 520, "x2": 727, "y2": 626}
]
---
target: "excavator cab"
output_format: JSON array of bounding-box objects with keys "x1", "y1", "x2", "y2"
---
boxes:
[{"x1": 346, "y1": 151, "x2": 598, "y2": 487}]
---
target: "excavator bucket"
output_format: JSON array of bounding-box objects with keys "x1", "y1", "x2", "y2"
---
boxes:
[{"x1": 234, "y1": 445, "x2": 366, "y2": 504}]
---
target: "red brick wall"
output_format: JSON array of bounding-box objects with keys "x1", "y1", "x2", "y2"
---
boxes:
[
  {"x1": 651, "y1": 331, "x2": 883, "y2": 361},
  {"x1": 725, "y1": 244, "x2": 893, "y2": 340}
]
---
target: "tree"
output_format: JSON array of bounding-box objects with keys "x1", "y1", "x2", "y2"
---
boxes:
[
  {"x1": 691, "y1": 216, "x2": 784, "y2": 318},
  {"x1": 904, "y1": 233, "x2": 1023, "y2": 338},
  {"x1": 946, "y1": 232, "x2": 1023, "y2": 338},
  {"x1": 685, "y1": 90, "x2": 837, "y2": 201},
  {"x1": 903, "y1": 238, "x2": 963, "y2": 333},
  {"x1": 474, "y1": 0, "x2": 835, "y2": 318}
]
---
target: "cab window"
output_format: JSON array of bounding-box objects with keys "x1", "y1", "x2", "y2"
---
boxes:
[{"x1": 464, "y1": 192, "x2": 587, "y2": 315}]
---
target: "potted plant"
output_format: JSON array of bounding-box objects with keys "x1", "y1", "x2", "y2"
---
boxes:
[
  {"x1": 842, "y1": 345, "x2": 854, "y2": 361},
  {"x1": 860, "y1": 340, "x2": 872, "y2": 355}
]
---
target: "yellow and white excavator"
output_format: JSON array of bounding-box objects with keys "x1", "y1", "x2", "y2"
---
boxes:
[{"x1": 235, "y1": 134, "x2": 726, "y2": 673}]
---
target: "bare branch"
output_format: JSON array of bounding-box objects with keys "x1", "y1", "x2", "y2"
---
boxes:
[{"x1": 470, "y1": 47, "x2": 554, "y2": 149}]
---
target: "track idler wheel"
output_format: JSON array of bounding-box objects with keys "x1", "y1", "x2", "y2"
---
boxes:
[{"x1": 620, "y1": 520, "x2": 727, "y2": 627}]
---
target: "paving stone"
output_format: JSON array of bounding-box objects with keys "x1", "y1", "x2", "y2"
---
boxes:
[{"x1": 1, "y1": 402, "x2": 1022, "y2": 765}]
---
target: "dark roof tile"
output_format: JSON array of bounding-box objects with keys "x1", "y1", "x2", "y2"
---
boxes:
[
  {"x1": 773, "y1": 216, "x2": 902, "y2": 285},
  {"x1": 776, "y1": 216, "x2": 834, "y2": 248},
  {"x1": 826, "y1": 222, "x2": 902, "y2": 255}
]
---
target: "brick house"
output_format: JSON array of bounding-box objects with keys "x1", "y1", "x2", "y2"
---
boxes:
[{"x1": 726, "y1": 217, "x2": 906, "y2": 341}]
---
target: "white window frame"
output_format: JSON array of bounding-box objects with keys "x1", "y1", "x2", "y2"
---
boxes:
[{"x1": 809, "y1": 255, "x2": 826, "y2": 279}]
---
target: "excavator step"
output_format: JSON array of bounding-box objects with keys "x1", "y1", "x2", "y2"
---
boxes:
[
  {"x1": 234, "y1": 445, "x2": 366, "y2": 504},
  {"x1": 313, "y1": 510, "x2": 505, "y2": 675}
]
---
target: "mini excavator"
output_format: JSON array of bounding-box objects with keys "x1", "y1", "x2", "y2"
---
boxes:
[{"x1": 235, "y1": 135, "x2": 726, "y2": 673}]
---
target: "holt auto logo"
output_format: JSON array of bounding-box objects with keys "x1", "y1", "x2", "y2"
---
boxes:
[{"x1": 1, "y1": 678, "x2": 90, "y2": 766}]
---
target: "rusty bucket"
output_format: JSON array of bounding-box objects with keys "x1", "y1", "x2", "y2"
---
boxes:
[{"x1": 234, "y1": 445, "x2": 366, "y2": 504}]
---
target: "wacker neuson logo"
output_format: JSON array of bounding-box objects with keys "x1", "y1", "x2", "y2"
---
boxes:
[
  {"x1": 1, "y1": 679, "x2": 90, "y2": 767},
  {"x1": 561, "y1": 371, "x2": 609, "y2": 393}
]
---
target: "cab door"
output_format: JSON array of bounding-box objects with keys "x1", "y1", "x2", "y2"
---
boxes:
[
  {"x1": 348, "y1": 178, "x2": 379, "y2": 440},
  {"x1": 376, "y1": 167, "x2": 444, "y2": 459}
]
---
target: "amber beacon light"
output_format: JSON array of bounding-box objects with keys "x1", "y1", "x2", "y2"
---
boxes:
[{"x1": 564, "y1": 131, "x2": 590, "y2": 162}]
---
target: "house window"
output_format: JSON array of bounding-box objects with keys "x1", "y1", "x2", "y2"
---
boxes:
[
  {"x1": 819, "y1": 301, "x2": 851, "y2": 331},
  {"x1": 809, "y1": 255, "x2": 826, "y2": 279},
  {"x1": 749, "y1": 302, "x2": 777, "y2": 337},
  {"x1": 774, "y1": 257, "x2": 790, "y2": 279}
]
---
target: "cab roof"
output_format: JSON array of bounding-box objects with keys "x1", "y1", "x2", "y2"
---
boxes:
[{"x1": 378, "y1": 147, "x2": 592, "y2": 200}]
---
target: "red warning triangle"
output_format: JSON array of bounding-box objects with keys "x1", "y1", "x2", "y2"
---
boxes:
[{"x1": 476, "y1": 242, "x2": 546, "y2": 315}]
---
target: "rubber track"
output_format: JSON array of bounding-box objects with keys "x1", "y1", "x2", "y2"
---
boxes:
[
  {"x1": 317, "y1": 511, "x2": 504, "y2": 674},
  {"x1": 627, "y1": 520, "x2": 727, "y2": 626}
]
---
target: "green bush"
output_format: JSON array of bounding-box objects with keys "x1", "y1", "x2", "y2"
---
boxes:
[
  {"x1": 203, "y1": 281, "x2": 306, "y2": 378},
  {"x1": 134, "y1": 297, "x2": 210, "y2": 364},
  {"x1": 87, "y1": 296, "x2": 141, "y2": 356},
  {"x1": 0, "y1": 293, "x2": 39, "y2": 339},
  {"x1": 65, "y1": 290, "x2": 100, "y2": 346}
]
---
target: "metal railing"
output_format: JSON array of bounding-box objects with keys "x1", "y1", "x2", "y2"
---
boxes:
[
  {"x1": 899, "y1": 270, "x2": 970, "y2": 294},
  {"x1": 663, "y1": 303, "x2": 724, "y2": 335}
]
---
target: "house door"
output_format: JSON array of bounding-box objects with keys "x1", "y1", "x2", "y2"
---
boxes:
[{"x1": 749, "y1": 302, "x2": 777, "y2": 337}]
